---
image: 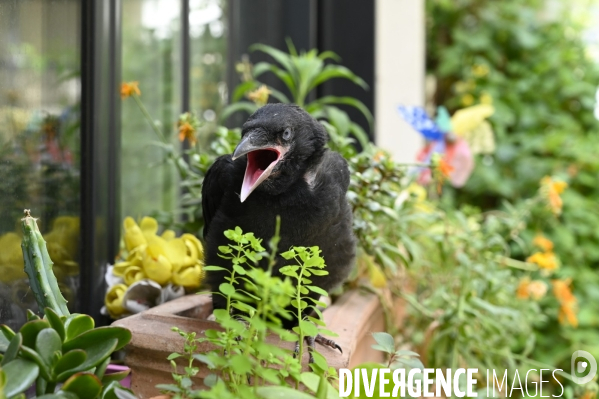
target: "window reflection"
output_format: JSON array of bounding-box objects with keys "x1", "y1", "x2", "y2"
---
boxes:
[
  {"x1": 190, "y1": 0, "x2": 227, "y2": 126},
  {"x1": 0, "y1": 0, "x2": 81, "y2": 329},
  {"x1": 121, "y1": 0, "x2": 182, "y2": 221}
]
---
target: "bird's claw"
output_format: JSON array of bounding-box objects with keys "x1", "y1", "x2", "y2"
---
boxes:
[
  {"x1": 294, "y1": 336, "x2": 315, "y2": 363},
  {"x1": 315, "y1": 334, "x2": 343, "y2": 354},
  {"x1": 294, "y1": 334, "x2": 342, "y2": 363}
]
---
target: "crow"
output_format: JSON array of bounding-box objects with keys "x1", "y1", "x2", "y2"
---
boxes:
[{"x1": 202, "y1": 103, "x2": 356, "y2": 355}]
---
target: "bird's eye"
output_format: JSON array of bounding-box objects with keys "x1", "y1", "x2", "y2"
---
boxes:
[{"x1": 282, "y1": 128, "x2": 292, "y2": 141}]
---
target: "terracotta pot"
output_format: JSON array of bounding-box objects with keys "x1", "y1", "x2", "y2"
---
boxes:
[{"x1": 113, "y1": 289, "x2": 404, "y2": 399}]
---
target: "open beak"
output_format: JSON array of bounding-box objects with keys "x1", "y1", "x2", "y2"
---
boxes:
[{"x1": 232, "y1": 134, "x2": 285, "y2": 202}]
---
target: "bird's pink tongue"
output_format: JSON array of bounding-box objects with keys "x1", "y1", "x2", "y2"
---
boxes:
[{"x1": 240, "y1": 149, "x2": 280, "y2": 202}]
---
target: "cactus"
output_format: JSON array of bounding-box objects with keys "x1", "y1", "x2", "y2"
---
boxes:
[{"x1": 20, "y1": 209, "x2": 70, "y2": 317}]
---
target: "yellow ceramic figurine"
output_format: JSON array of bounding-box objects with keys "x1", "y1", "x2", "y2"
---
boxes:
[{"x1": 104, "y1": 216, "x2": 205, "y2": 319}]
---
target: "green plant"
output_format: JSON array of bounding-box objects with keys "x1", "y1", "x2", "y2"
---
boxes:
[
  {"x1": 426, "y1": 0, "x2": 599, "y2": 377},
  {"x1": 224, "y1": 40, "x2": 373, "y2": 157},
  {"x1": 0, "y1": 211, "x2": 133, "y2": 399},
  {"x1": 157, "y1": 223, "x2": 340, "y2": 399}
]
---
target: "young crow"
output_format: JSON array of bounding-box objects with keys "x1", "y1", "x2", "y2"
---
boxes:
[{"x1": 202, "y1": 103, "x2": 356, "y2": 355}]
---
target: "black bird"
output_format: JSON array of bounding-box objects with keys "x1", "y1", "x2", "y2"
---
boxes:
[{"x1": 202, "y1": 103, "x2": 356, "y2": 353}]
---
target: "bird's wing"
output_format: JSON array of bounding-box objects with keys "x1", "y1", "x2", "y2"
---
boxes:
[
  {"x1": 309, "y1": 150, "x2": 350, "y2": 196},
  {"x1": 202, "y1": 154, "x2": 234, "y2": 238}
]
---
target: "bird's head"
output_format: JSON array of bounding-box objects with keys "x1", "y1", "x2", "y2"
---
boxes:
[{"x1": 232, "y1": 103, "x2": 328, "y2": 202}]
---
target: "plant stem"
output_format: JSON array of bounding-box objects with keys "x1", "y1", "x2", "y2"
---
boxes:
[{"x1": 132, "y1": 94, "x2": 168, "y2": 143}]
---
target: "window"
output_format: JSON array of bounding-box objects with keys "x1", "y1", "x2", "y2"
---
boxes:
[{"x1": 0, "y1": 0, "x2": 81, "y2": 329}]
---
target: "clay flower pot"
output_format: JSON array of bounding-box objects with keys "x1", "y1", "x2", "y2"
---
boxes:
[{"x1": 113, "y1": 289, "x2": 404, "y2": 399}]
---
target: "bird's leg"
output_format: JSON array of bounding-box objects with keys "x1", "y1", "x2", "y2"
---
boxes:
[
  {"x1": 294, "y1": 335, "x2": 316, "y2": 363},
  {"x1": 315, "y1": 334, "x2": 343, "y2": 354}
]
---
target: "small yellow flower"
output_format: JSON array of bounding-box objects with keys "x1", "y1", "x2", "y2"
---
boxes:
[
  {"x1": 121, "y1": 81, "x2": 141, "y2": 98},
  {"x1": 472, "y1": 64, "x2": 490, "y2": 77},
  {"x1": 526, "y1": 251, "x2": 559, "y2": 271},
  {"x1": 533, "y1": 235, "x2": 554, "y2": 252},
  {"x1": 461, "y1": 93, "x2": 475, "y2": 106},
  {"x1": 247, "y1": 85, "x2": 271, "y2": 106},
  {"x1": 480, "y1": 92, "x2": 493, "y2": 105},
  {"x1": 552, "y1": 279, "x2": 578, "y2": 327}
]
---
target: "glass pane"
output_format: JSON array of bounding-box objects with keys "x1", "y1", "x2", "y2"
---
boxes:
[
  {"x1": 121, "y1": 0, "x2": 182, "y2": 222},
  {"x1": 0, "y1": 0, "x2": 81, "y2": 329},
  {"x1": 190, "y1": 0, "x2": 228, "y2": 122}
]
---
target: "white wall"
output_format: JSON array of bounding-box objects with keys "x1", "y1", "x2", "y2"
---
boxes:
[{"x1": 375, "y1": 0, "x2": 425, "y2": 163}]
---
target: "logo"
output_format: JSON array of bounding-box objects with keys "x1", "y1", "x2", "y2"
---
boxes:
[{"x1": 571, "y1": 350, "x2": 597, "y2": 384}]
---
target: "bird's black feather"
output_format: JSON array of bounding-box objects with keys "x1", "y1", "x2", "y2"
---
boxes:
[{"x1": 202, "y1": 103, "x2": 356, "y2": 329}]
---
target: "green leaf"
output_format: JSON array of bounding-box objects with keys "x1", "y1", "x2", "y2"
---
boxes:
[
  {"x1": 54, "y1": 349, "x2": 87, "y2": 380},
  {"x1": 27, "y1": 310, "x2": 40, "y2": 321},
  {"x1": 256, "y1": 386, "x2": 317, "y2": 399},
  {"x1": 2, "y1": 358, "x2": 39, "y2": 398},
  {"x1": 300, "y1": 372, "x2": 340, "y2": 399},
  {"x1": 1, "y1": 333, "x2": 21, "y2": 365},
  {"x1": 44, "y1": 308, "x2": 66, "y2": 343},
  {"x1": 64, "y1": 314, "x2": 95, "y2": 342},
  {"x1": 202, "y1": 265, "x2": 228, "y2": 271},
  {"x1": 94, "y1": 356, "x2": 111, "y2": 380},
  {"x1": 62, "y1": 326, "x2": 131, "y2": 353},
  {"x1": 306, "y1": 286, "x2": 328, "y2": 297},
  {"x1": 57, "y1": 338, "x2": 118, "y2": 380},
  {"x1": 61, "y1": 372, "x2": 102, "y2": 399},
  {"x1": 19, "y1": 346, "x2": 51, "y2": 381},
  {"x1": 101, "y1": 368, "x2": 130, "y2": 384},
  {"x1": 308, "y1": 96, "x2": 374, "y2": 130},
  {"x1": 232, "y1": 80, "x2": 258, "y2": 102},
  {"x1": 0, "y1": 325, "x2": 15, "y2": 342},
  {"x1": 192, "y1": 353, "x2": 215, "y2": 368},
  {"x1": 37, "y1": 392, "x2": 79, "y2": 399},
  {"x1": 371, "y1": 332, "x2": 395, "y2": 354},
  {"x1": 219, "y1": 283, "x2": 235, "y2": 296},
  {"x1": 229, "y1": 354, "x2": 252, "y2": 374},
  {"x1": 232, "y1": 264, "x2": 246, "y2": 275},
  {"x1": 220, "y1": 102, "x2": 259, "y2": 123},
  {"x1": 309, "y1": 65, "x2": 368, "y2": 93},
  {"x1": 36, "y1": 328, "x2": 62, "y2": 367},
  {"x1": 298, "y1": 321, "x2": 319, "y2": 337},
  {"x1": 19, "y1": 319, "x2": 50, "y2": 348}
]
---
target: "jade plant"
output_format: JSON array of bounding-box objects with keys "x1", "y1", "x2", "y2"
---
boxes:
[{"x1": 0, "y1": 210, "x2": 133, "y2": 399}]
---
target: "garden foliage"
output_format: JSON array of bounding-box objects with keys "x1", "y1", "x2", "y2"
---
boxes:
[{"x1": 426, "y1": 0, "x2": 599, "y2": 373}]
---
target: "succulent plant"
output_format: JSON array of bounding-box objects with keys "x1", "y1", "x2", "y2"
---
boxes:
[{"x1": 0, "y1": 211, "x2": 133, "y2": 398}]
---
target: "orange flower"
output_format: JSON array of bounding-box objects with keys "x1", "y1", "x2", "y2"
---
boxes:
[
  {"x1": 121, "y1": 81, "x2": 141, "y2": 99},
  {"x1": 517, "y1": 277, "x2": 547, "y2": 300},
  {"x1": 517, "y1": 278, "x2": 531, "y2": 299},
  {"x1": 533, "y1": 235, "x2": 554, "y2": 252},
  {"x1": 552, "y1": 279, "x2": 578, "y2": 327},
  {"x1": 246, "y1": 85, "x2": 271, "y2": 106},
  {"x1": 178, "y1": 122, "x2": 196, "y2": 146},
  {"x1": 176, "y1": 112, "x2": 200, "y2": 146},
  {"x1": 540, "y1": 176, "x2": 567, "y2": 216},
  {"x1": 430, "y1": 154, "x2": 454, "y2": 194},
  {"x1": 526, "y1": 251, "x2": 559, "y2": 271},
  {"x1": 438, "y1": 158, "x2": 454, "y2": 178}
]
